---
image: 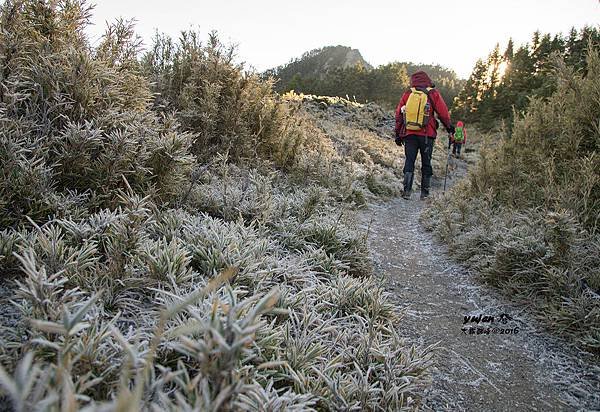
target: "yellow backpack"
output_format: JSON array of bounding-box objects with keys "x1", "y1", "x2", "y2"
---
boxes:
[{"x1": 404, "y1": 87, "x2": 433, "y2": 131}]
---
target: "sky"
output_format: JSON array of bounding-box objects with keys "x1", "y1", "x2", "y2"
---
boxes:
[{"x1": 86, "y1": 0, "x2": 600, "y2": 79}]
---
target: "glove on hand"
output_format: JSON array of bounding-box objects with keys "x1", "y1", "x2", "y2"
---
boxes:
[
  {"x1": 446, "y1": 124, "x2": 456, "y2": 134},
  {"x1": 394, "y1": 136, "x2": 404, "y2": 146}
]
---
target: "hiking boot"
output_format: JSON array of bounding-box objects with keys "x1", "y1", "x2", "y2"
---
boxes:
[
  {"x1": 420, "y1": 175, "x2": 431, "y2": 200},
  {"x1": 402, "y1": 172, "x2": 414, "y2": 200}
]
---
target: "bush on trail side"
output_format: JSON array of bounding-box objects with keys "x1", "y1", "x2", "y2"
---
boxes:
[
  {"x1": 0, "y1": 1, "x2": 433, "y2": 410},
  {"x1": 142, "y1": 31, "x2": 313, "y2": 168},
  {"x1": 0, "y1": 2, "x2": 194, "y2": 227},
  {"x1": 141, "y1": 33, "x2": 413, "y2": 198},
  {"x1": 423, "y1": 46, "x2": 600, "y2": 353}
]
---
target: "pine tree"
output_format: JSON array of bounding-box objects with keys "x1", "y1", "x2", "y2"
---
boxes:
[
  {"x1": 456, "y1": 26, "x2": 600, "y2": 129},
  {"x1": 477, "y1": 44, "x2": 504, "y2": 124},
  {"x1": 531, "y1": 30, "x2": 541, "y2": 53},
  {"x1": 504, "y1": 38, "x2": 514, "y2": 61},
  {"x1": 452, "y1": 58, "x2": 489, "y2": 122},
  {"x1": 565, "y1": 27, "x2": 580, "y2": 67},
  {"x1": 366, "y1": 62, "x2": 409, "y2": 108}
]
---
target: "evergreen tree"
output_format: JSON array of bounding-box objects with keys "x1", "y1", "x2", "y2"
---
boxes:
[
  {"x1": 478, "y1": 44, "x2": 504, "y2": 123},
  {"x1": 455, "y1": 26, "x2": 599, "y2": 129},
  {"x1": 565, "y1": 27, "x2": 580, "y2": 67},
  {"x1": 366, "y1": 62, "x2": 409, "y2": 107},
  {"x1": 452, "y1": 58, "x2": 489, "y2": 122},
  {"x1": 504, "y1": 38, "x2": 514, "y2": 61},
  {"x1": 287, "y1": 73, "x2": 304, "y2": 93}
]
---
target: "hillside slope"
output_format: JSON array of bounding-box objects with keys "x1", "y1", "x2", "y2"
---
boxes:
[{"x1": 265, "y1": 45, "x2": 372, "y2": 89}]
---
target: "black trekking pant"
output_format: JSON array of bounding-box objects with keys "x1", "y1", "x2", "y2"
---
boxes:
[
  {"x1": 403, "y1": 135, "x2": 434, "y2": 177},
  {"x1": 452, "y1": 143, "x2": 463, "y2": 156}
]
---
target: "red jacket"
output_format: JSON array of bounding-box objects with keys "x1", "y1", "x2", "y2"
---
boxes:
[{"x1": 395, "y1": 71, "x2": 452, "y2": 138}]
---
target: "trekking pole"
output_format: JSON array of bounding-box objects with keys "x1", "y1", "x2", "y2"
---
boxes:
[{"x1": 443, "y1": 133, "x2": 452, "y2": 193}]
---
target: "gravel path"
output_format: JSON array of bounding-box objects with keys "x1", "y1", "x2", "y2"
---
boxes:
[{"x1": 361, "y1": 160, "x2": 600, "y2": 411}]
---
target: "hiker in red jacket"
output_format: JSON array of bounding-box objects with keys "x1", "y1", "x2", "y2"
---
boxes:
[
  {"x1": 451, "y1": 120, "x2": 467, "y2": 158},
  {"x1": 395, "y1": 71, "x2": 454, "y2": 200}
]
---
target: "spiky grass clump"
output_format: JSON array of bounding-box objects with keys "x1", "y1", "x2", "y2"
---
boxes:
[
  {"x1": 0, "y1": 1, "x2": 433, "y2": 409},
  {"x1": 0, "y1": 185, "x2": 433, "y2": 410},
  {"x1": 423, "y1": 47, "x2": 600, "y2": 353}
]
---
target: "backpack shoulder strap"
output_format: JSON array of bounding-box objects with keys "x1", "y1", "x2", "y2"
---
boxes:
[
  {"x1": 414, "y1": 87, "x2": 436, "y2": 117},
  {"x1": 413, "y1": 86, "x2": 430, "y2": 94}
]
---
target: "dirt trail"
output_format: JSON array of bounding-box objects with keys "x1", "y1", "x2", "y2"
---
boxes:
[{"x1": 361, "y1": 158, "x2": 600, "y2": 411}]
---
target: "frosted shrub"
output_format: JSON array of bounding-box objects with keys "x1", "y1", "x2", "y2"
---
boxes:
[{"x1": 424, "y1": 47, "x2": 600, "y2": 351}]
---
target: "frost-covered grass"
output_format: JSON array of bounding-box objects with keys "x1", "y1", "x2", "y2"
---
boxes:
[
  {"x1": 1, "y1": 178, "x2": 433, "y2": 410},
  {"x1": 0, "y1": 1, "x2": 433, "y2": 410},
  {"x1": 423, "y1": 48, "x2": 600, "y2": 354}
]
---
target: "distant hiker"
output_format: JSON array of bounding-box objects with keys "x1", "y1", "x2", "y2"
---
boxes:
[
  {"x1": 395, "y1": 71, "x2": 454, "y2": 200},
  {"x1": 451, "y1": 121, "x2": 467, "y2": 158}
]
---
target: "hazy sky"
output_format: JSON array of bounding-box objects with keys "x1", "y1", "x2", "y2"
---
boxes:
[{"x1": 87, "y1": 0, "x2": 600, "y2": 78}]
